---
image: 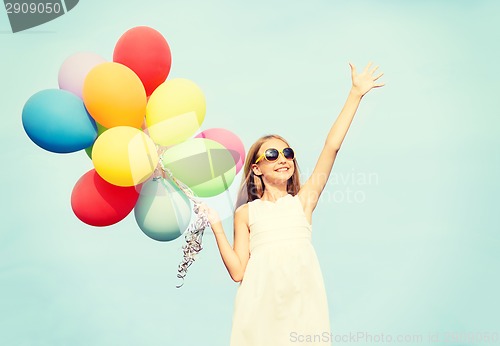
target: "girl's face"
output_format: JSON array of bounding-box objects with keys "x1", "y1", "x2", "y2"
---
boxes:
[{"x1": 251, "y1": 138, "x2": 295, "y2": 184}]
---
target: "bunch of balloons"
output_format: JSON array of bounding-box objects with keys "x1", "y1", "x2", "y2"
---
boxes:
[{"x1": 22, "y1": 26, "x2": 245, "y2": 248}]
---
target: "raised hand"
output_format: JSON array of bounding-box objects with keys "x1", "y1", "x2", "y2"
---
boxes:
[{"x1": 349, "y1": 61, "x2": 385, "y2": 97}]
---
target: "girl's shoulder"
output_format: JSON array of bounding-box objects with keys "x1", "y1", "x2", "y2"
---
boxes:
[{"x1": 234, "y1": 203, "x2": 249, "y2": 225}]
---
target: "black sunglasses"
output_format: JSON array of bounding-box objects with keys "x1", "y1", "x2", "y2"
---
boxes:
[{"x1": 255, "y1": 147, "x2": 295, "y2": 163}]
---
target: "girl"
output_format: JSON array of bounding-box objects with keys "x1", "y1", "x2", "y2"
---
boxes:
[{"x1": 203, "y1": 62, "x2": 384, "y2": 346}]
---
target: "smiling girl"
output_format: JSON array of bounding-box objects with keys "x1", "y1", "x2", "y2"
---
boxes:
[{"x1": 203, "y1": 62, "x2": 384, "y2": 345}]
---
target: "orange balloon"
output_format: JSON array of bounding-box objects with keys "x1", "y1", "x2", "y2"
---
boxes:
[{"x1": 83, "y1": 62, "x2": 147, "y2": 128}]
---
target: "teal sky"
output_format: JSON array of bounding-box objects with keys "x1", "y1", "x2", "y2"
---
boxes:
[{"x1": 1, "y1": 1, "x2": 499, "y2": 345}]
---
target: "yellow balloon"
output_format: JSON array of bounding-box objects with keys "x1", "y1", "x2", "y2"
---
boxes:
[
  {"x1": 92, "y1": 126, "x2": 159, "y2": 187},
  {"x1": 146, "y1": 78, "x2": 206, "y2": 146},
  {"x1": 83, "y1": 62, "x2": 147, "y2": 129}
]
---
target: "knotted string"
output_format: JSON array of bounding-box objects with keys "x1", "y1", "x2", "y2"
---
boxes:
[{"x1": 156, "y1": 152, "x2": 210, "y2": 289}]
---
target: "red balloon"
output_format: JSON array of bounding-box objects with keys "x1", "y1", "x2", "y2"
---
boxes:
[
  {"x1": 71, "y1": 169, "x2": 141, "y2": 227},
  {"x1": 113, "y1": 26, "x2": 172, "y2": 96}
]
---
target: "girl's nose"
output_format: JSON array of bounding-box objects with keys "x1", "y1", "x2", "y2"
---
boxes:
[{"x1": 277, "y1": 152, "x2": 287, "y2": 163}]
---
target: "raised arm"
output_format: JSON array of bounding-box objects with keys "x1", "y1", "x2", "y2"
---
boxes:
[{"x1": 298, "y1": 62, "x2": 384, "y2": 214}]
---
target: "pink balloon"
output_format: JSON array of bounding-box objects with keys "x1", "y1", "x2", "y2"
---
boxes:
[
  {"x1": 195, "y1": 128, "x2": 245, "y2": 174},
  {"x1": 58, "y1": 52, "x2": 107, "y2": 99}
]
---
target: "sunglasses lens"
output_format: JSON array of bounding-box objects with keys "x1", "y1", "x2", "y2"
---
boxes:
[
  {"x1": 283, "y1": 148, "x2": 294, "y2": 160},
  {"x1": 265, "y1": 149, "x2": 279, "y2": 161}
]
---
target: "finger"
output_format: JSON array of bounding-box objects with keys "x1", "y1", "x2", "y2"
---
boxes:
[
  {"x1": 363, "y1": 61, "x2": 373, "y2": 74},
  {"x1": 374, "y1": 82, "x2": 385, "y2": 88},
  {"x1": 373, "y1": 72, "x2": 384, "y2": 81},
  {"x1": 349, "y1": 62, "x2": 357, "y2": 75},
  {"x1": 370, "y1": 65, "x2": 379, "y2": 75}
]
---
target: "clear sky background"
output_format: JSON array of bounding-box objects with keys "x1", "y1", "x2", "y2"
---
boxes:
[{"x1": 1, "y1": 1, "x2": 499, "y2": 345}]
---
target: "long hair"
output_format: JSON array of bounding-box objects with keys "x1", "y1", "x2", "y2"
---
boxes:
[{"x1": 235, "y1": 134, "x2": 301, "y2": 210}]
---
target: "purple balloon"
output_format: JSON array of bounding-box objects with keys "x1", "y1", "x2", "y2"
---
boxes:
[{"x1": 58, "y1": 52, "x2": 107, "y2": 99}]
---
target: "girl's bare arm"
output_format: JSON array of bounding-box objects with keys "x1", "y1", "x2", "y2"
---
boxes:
[
  {"x1": 206, "y1": 204, "x2": 250, "y2": 282},
  {"x1": 299, "y1": 62, "x2": 385, "y2": 214}
]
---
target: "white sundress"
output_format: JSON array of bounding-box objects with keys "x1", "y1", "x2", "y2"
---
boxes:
[{"x1": 230, "y1": 193, "x2": 332, "y2": 346}]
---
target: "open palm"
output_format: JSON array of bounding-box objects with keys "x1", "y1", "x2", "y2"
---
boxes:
[{"x1": 350, "y1": 62, "x2": 385, "y2": 96}]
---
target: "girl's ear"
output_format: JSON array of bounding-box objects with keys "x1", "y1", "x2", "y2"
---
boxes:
[{"x1": 251, "y1": 164, "x2": 262, "y2": 176}]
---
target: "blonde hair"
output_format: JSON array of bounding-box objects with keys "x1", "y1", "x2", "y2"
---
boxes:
[{"x1": 235, "y1": 134, "x2": 301, "y2": 210}]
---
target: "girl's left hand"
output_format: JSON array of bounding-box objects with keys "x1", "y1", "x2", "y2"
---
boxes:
[{"x1": 349, "y1": 62, "x2": 385, "y2": 97}]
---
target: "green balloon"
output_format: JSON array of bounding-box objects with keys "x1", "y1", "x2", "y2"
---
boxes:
[
  {"x1": 161, "y1": 138, "x2": 236, "y2": 197},
  {"x1": 134, "y1": 179, "x2": 191, "y2": 242},
  {"x1": 85, "y1": 122, "x2": 108, "y2": 159}
]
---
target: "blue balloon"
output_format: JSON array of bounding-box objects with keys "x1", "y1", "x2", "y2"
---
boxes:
[
  {"x1": 134, "y1": 179, "x2": 192, "y2": 242},
  {"x1": 22, "y1": 89, "x2": 97, "y2": 153}
]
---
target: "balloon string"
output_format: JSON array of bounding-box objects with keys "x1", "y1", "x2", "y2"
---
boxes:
[{"x1": 157, "y1": 153, "x2": 210, "y2": 289}]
